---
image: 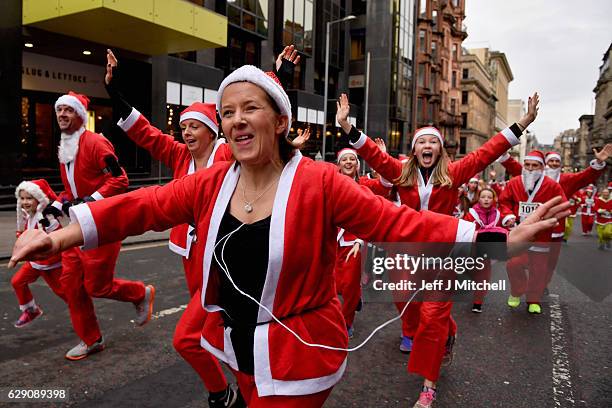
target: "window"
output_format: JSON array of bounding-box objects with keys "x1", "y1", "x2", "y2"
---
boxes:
[
  {"x1": 427, "y1": 102, "x2": 434, "y2": 122},
  {"x1": 462, "y1": 68, "x2": 469, "y2": 79},
  {"x1": 419, "y1": 0, "x2": 427, "y2": 17},
  {"x1": 459, "y1": 136, "x2": 467, "y2": 154},
  {"x1": 450, "y1": 98, "x2": 456, "y2": 114},
  {"x1": 452, "y1": 44, "x2": 458, "y2": 60},
  {"x1": 419, "y1": 30, "x2": 426, "y2": 52},
  {"x1": 452, "y1": 70, "x2": 457, "y2": 88},
  {"x1": 432, "y1": 10, "x2": 437, "y2": 29},
  {"x1": 227, "y1": 0, "x2": 269, "y2": 37},
  {"x1": 461, "y1": 112, "x2": 467, "y2": 129},
  {"x1": 418, "y1": 64, "x2": 426, "y2": 87},
  {"x1": 284, "y1": 0, "x2": 314, "y2": 54},
  {"x1": 461, "y1": 91, "x2": 468, "y2": 105},
  {"x1": 417, "y1": 98, "x2": 423, "y2": 122},
  {"x1": 431, "y1": 41, "x2": 437, "y2": 58},
  {"x1": 351, "y1": 34, "x2": 366, "y2": 59}
]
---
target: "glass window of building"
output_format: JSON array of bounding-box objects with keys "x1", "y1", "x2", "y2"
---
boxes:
[
  {"x1": 227, "y1": 0, "x2": 269, "y2": 38},
  {"x1": 460, "y1": 135, "x2": 467, "y2": 154},
  {"x1": 419, "y1": 30, "x2": 426, "y2": 52},
  {"x1": 462, "y1": 68, "x2": 469, "y2": 78},
  {"x1": 284, "y1": 0, "x2": 314, "y2": 54},
  {"x1": 419, "y1": 0, "x2": 427, "y2": 17},
  {"x1": 461, "y1": 112, "x2": 468, "y2": 129},
  {"x1": 461, "y1": 91, "x2": 468, "y2": 105}
]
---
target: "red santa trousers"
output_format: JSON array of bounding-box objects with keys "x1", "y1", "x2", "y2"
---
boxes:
[
  {"x1": 173, "y1": 290, "x2": 228, "y2": 393},
  {"x1": 68, "y1": 243, "x2": 145, "y2": 302},
  {"x1": 506, "y1": 250, "x2": 549, "y2": 304},
  {"x1": 334, "y1": 246, "x2": 362, "y2": 328},
  {"x1": 11, "y1": 262, "x2": 66, "y2": 307},
  {"x1": 407, "y1": 300, "x2": 456, "y2": 382},
  {"x1": 581, "y1": 214, "x2": 595, "y2": 233},
  {"x1": 231, "y1": 369, "x2": 332, "y2": 408}
]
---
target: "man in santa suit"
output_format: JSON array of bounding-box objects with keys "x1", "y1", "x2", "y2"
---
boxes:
[
  {"x1": 51, "y1": 91, "x2": 154, "y2": 360},
  {"x1": 594, "y1": 186, "x2": 612, "y2": 249},
  {"x1": 499, "y1": 150, "x2": 566, "y2": 314},
  {"x1": 579, "y1": 187, "x2": 597, "y2": 235}
]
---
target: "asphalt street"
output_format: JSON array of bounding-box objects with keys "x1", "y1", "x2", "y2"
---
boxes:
[{"x1": 0, "y1": 225, "x2": 610, "y2": 407}]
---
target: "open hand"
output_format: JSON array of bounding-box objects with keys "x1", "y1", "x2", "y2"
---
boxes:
[
  {"x1": 105, "y1": 49, "x2": 118, "y2": 85},
  {"x1": 8, "y1": 229, "x2": 60, "y2": 268},
  {"x1": 593, "y1": 143, "x2": 612, "y2": 163},
  {"x1": 276, "y1": 45, "x2": 301, "y2": 71}
]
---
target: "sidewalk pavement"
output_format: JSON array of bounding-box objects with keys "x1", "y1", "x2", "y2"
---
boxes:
[{"x1": 0, "y1": 211, "x2": 169, "y2": 259}]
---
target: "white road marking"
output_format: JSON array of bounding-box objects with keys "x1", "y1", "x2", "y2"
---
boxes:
[
  {"x1": 120, "y1": 241, "x2": 168, "y2": 252},
  {"x1": 549, "y1": 293, "x2": 575, "y2": 407}
]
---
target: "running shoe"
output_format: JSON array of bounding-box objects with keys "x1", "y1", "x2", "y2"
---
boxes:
[
  {"x1": 413, "y1": 387, "x2": 436, "y2": 408},
  {"x1": 134, "y1": 284, "x2": 156, "y2": 326},
  {"x1": 399, "y1": 336, "x2": 413, "y2": 354},
  {"x1": 65, "y1": 337, "x2": 105, "y2": 361},
  {"x1": 208, "y1": 385, "x2": 246, "y2": 408},
  {"x1": 471, "y1": 303, "x2": 482, "y2": 313},
  {"x1": 507, "y1": 295, "x2": 521, "y2": 308},
  {"x1": 14, "y1": 306, "x2": 43, "y2": 328},
  {"x1": 528, "y1": 303, "x2": 542, "y2": 314}
]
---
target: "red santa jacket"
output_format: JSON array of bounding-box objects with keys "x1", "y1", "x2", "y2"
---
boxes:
[
  {"x1": 56, "y1": 129, "x2": 128, "y2": 203},
  {"x1": 463, "y1": 207, "x2": 502, "y2": 230},
  {"x1": 118, "y1": 108, "x2": 233, "y2": 258},
  {"x1": 568, "y1": 195, "x2": 581, "y2": 217},
  {"x1": 71, "y1": 151, "x2": 475, "y2": 397},
  {"x1": 351, "y1": 126, "x2": 520, "y2": 215},
  {"x1": 579, "y1": 195, "x2": 596, "y2": 216},
  {"x1": 594, "y1": 196, "x2": 612, "y2": 225},
  {"x1": 337, "y1": 175, "x2": 391, "y2": 246},
  {"x1": 499, "y1": 175, "x2": 566, "y2": 248},
  {"x1": 17, "y1": 214, "x2": 62, "y2": 270}
]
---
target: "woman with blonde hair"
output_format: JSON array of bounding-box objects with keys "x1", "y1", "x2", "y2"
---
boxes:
[{"x1": 338, "y1": 92, "x2": 541, "y2": 407}]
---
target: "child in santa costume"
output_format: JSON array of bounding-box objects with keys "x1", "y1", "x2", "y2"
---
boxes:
[
  {"x1": 334, "y1": 147, "x2": 390, "y2": 338},
  {"x1": 594, "y1": 187, "x2": 612, "y2": 249},
  {"x1": 579, "y1": 187, "x2": 597, "y2": 235},
  {"x1": 52, "y1": 91, "x2": 154, "y2": 361},
  {"x1": 462, "y1": 187, "x2": 506, "y2": 313},
  {"x1": 11, "y1": 179, "x2": 67, "y2": 328},
  {"x1": 340, "y1": 90, "x2": 540, "y2": 407},
  {"x1": 499, "y1": 150, "x2": 566, "y2": 314},
  {"x1": 10, "y1": 65, "x2": 568, "y2": 408}
]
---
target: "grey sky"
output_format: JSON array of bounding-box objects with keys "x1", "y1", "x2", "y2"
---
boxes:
[{"x1": 464, "y1": 0, "x2": 612, "y2": 144}]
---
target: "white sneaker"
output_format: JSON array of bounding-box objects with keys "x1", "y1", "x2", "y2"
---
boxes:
[
  {"x1": 134, "y1": 285, "x2": 156, "y2": 326},
  {"x1": 65, "y1": 337, "x2": 105, "y2": 361}
]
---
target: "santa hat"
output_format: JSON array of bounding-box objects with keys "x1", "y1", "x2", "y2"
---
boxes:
[
  {"x1": 55, "y1": 91, "x2": 89, "y2": 125},
  {"x1": 179, "y1": 102, "x2": 218, "y2": 136},
  {"x1": 545, "y1": 151, "x2": 561, "y2": 164},
  {"x1": 337, "y1": 148, "x2": 360, "y2": 169},
  {"x1": 15, "y1": 179, "x2": 58, "y2": 231},
  {"x1": 469, "y1": 177, "x2": 479, "y2": 183},
  {"x1": 524, "y1": 150, "x2": 545, "y2": 165},
  {"x1": 410, "y1": 126, "x2": 444, "y2": 150},
  {"x1": 216, "y1": 65, "x2": 291, "y2": 137}
]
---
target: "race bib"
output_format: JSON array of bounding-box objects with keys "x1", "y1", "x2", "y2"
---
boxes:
[{"x1": 519, "y1": 201, "x2": 540, "y2": 221}]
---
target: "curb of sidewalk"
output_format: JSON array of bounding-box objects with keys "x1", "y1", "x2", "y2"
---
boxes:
[{"x1": 0, "y1": 237, "x2": 169, "y2": 262}]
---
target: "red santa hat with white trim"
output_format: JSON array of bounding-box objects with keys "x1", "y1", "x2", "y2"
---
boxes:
[
  {"x1": 524, "y1": 150, "x2": 545, "y2": 165},
  {"x1": 545, "y1": 151, "x2": 561, "y2": 164},
  {"x1": 216, "y1": 65, "x2": 292, "y2": 137},
  {"x1": 55, "y1": 91, "x2": 90, "y2": 126},
  {"x1": 469, "y1": 176, "x2": 479, "y2": 183},
  {"x1": 337, "y1": 148, "x2": 360, "y2": 169},
  {"x1": 179, "y1": 102, "x2": 218, "y2": 136},
  {"x1": 15, "y1": 179, "x2": 58, "y2": 231},
  {"x1": 410, "y1": 126, "x2": 444, "y2": 150}
]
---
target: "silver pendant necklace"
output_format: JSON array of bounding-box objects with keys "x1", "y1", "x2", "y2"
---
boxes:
[{"x1": 241, "y1": 177, "x2": 278, "y2": 213}]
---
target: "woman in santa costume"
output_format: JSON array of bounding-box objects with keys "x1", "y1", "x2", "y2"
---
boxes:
[
  {"x1": 462, "y1": 187, "x2": 507, "y2": 313},
  {"x1": 334, "y1": 147, "x2": 390, "y2": 338},
  {"x1": 11, "y1": 179, "x2": 68, "y2": 328},
  {"x1": 499, "y1": 150, "x2": 567, "y2": 314},
  {"x1": 594, "y1": 186, "x2": 612, "y2": 249},
  {"x1": 338, "y1": 91, "x2": 540, "y2": 405},
  {"x1": 104, "y1": 47, "x2": 305, "y2": 407},
  {"x1": 48, "y1": 90, "x2": 154, "y2": 360},
  {"x1": 10, "y1": 65, "x2": 569, "y2": 408},
  {"x1": 579, "y1": 187, "x2": 597, "y2": 235}
]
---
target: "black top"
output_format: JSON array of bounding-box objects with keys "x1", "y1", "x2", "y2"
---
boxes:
[{"x1": 212, "y1": 210, "x2": 271, "y2": 375}]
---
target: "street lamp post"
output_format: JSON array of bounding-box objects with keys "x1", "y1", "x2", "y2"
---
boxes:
[{"x1": 322, "y1": 15, "x2": 356, "y2": 162}]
